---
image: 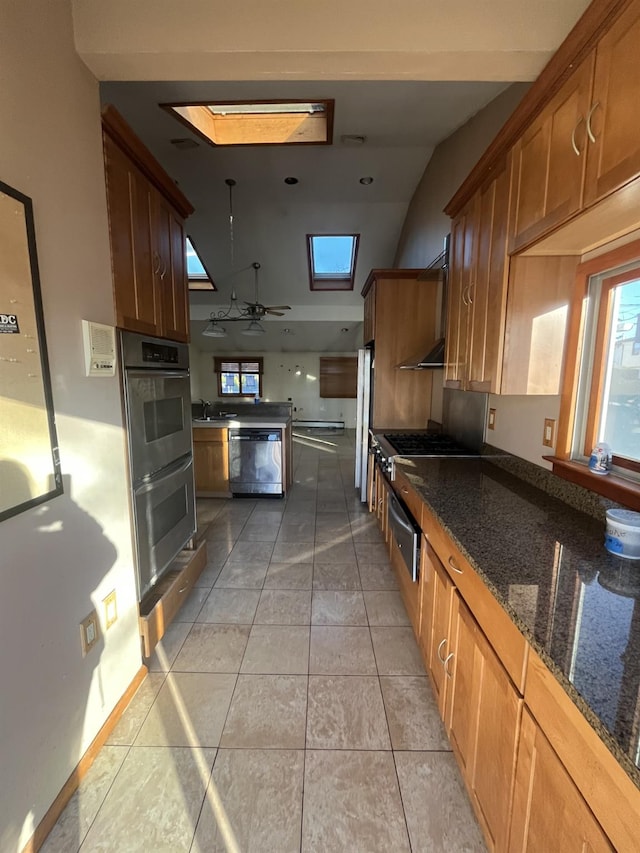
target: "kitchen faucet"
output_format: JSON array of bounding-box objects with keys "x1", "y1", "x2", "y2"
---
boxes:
[{"x1": 200, "y1": 399, "x2": 212, "y2": 419}]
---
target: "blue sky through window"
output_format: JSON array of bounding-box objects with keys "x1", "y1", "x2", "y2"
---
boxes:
[
  {"x1": 186, "y1": 237, "x2": 207, "y2": 279},
  {"x1": 311, "y1": 235, "x2": 356, "y2": 277}
]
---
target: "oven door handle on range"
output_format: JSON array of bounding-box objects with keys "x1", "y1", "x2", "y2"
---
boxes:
[{"x1": 134, "y1": 454, "x2": 193, "y2": 494}]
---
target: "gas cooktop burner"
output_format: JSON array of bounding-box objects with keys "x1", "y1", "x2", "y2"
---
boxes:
[{"x1": 383, "y1": 433, "x2": 478, "y2": 457}]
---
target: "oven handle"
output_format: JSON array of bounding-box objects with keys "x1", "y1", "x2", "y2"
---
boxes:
[
  {"x1": 134, "y1": 455, "x2": 193, "y2": 495},
  {"x1": 125, "y1": 369, "x2": 189, "y2": 380}
]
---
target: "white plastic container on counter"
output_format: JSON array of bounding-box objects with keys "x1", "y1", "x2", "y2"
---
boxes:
[{"x1": 605, "y1": 509, "x2": 640, "y2": 560}]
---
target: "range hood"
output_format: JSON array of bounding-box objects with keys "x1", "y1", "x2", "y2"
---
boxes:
[{"x1": 397, "y1": 337, "x2": 445, "y2": 370}]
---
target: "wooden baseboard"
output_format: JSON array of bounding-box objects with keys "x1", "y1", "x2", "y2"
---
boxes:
[{"x1": 21, "y1": 664, "x2": 148, "y2": 853}]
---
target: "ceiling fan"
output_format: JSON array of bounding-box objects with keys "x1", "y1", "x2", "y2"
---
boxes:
[{"x1": 243, "y1": 262, "x2": 291, "y2": 318}]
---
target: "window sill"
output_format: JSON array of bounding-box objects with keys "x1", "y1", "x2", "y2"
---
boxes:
[{"x1": 544, "y1": 456, "x2": 640, "y2": 512}]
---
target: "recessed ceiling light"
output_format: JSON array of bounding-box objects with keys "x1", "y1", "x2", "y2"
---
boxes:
[
  {"x1": 341, "y1": 327, "x2": 349, "y2": 332},
  {"x1": 284, "y1": 176, "x2": 299, "y2": 185},
  {"x1": 359, "y1": 176, "x2": 374, "y2": 185}
]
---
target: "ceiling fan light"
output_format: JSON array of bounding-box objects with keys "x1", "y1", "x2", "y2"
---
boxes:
[
  {"x1": 241, "y1": 319, "x2": 266, "y2": 336},
  {"x1": 202, "y1": 319, "x2": 227, "y2": 337}
]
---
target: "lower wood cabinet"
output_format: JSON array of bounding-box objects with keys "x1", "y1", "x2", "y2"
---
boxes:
[
  {"x1": 369, "y1": 472, "x2": 633, "y2": 852},
  {"x1": 421, "y1": 539, "x2": 521, "y2": 852},
  {"x1": 509, "y1": 708, "x2": 613, "y2": 852},
  {"x1": 192, "y1": 427, "x2": 229, "y2": 496}
]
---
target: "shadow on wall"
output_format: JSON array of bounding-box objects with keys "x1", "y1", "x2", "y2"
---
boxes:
[{"x1": 0, "y1": 466, "x2": 117, "y2": 853}]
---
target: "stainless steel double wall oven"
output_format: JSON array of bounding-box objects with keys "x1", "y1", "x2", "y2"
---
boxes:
[{"x1": 120, "y1": 331, "x2": 196, "y2": 601}]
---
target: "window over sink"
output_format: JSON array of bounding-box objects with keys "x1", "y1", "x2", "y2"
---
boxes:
[{"x1": 214, "y1": 356, "x2": 263, "y2": 398}]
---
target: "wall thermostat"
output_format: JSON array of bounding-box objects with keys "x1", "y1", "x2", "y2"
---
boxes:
[{"x1": 82, "y1": 320, "x2": 116, "y2": 377}]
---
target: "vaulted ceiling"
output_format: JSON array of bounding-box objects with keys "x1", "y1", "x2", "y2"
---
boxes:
[{"x1": 73, "y1": 0, "x2": 592, "y2": 351}]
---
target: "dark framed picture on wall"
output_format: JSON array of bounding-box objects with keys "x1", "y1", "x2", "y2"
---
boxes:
[{"x1": 0, "y1": 179, "x2": 63, "y2": 522}]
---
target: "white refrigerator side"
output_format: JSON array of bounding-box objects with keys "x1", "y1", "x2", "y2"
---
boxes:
[{"x1": 354, "y1": 347, "x2": 372, "y2": 502}]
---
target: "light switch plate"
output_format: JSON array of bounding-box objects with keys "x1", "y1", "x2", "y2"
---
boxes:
[
  {"x1": 543, "y1": 418, "x2": 556, "y2": 448},
  {"x1": 80, "y1": 610, "x2": 100, "y2": 656},
  {"x1": 103, "y1": 590, "x2": 117, "y2": 629},
  {"x1": 488, "y1": 408, "x2": 496, "y2": 430}
]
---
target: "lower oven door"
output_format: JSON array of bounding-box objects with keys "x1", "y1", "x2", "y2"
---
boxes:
[
  {"x1": 388, "y1": 492, "x2": 420, "y2": 582},
  {"x1": 132, "y1": 453, "x2": 196, "y2": 600}
]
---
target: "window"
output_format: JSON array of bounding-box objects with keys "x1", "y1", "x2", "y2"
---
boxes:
[
  {"x1": 186, "y1": 236, "x2": 216, "y2": 291},
  {"x1": 162, "y1": 100, "x2": 334, "y2": 147},
  {"x1": 554, "y1": 239, "x2": 640, "y2": 507},
  {"x1": 574, "y1": 259, "x2": 640, "y2": 473},
  {"x1": 214, "y1": 357, "x2": 263, "y2": 398},
  {"x1": 307, "y1": 234, "x2": 359, "y2": 291}
]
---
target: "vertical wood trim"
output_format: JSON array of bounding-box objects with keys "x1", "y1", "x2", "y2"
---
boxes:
[{"x1": 21, "y1": 665, "x2": 148, "y2": 853}]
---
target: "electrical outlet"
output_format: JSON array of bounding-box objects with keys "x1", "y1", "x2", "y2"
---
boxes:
[
  {"x1": 103, "y1": 590, "x2": 117, "y2": 629},
  {"x1": 488, "y1": 408, "x2": 496, "y2": 430},
  {"x1": 80, "y1": 610, "x2": 100, "y2": 656},
  {"x1": 543, "y1": 418, "x2": 556, "y2": 448}
]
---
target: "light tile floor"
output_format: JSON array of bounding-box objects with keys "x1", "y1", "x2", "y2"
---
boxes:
[{"x1": 41, "y1": 430, "x2": 486, "y2": 853}]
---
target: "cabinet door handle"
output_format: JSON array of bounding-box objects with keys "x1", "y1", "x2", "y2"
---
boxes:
[
  {"x1": 461, "y1": 287, "x2": 469, "y2": 307},
  {"x1": 437, "y1": 637, "x2": 448, "y2": 664},
  {"x1": 586, "y1": 102, "x2": 600, "y2": 144},
  {"x1": 448, "y1": 555, "x2": 463, "y2": 575},
  {"x1": 444, "y1": 652, "x2": 455, "y2": 679},
  {"x1": 571, "y1": 117, "x2": 585, "y2": 156},
  {"x1": 160, "y1": 259, "x2": 168, "y2": 280},
  {"x1": 152, "y1": 251, "x2": 161, "y2": 275},
  {"x1": 467, "y1": 284, "x2": 474, "y2": 306}
]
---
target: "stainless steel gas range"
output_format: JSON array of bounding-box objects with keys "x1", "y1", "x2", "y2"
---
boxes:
[{"x1": 370, "y1": 430, "x2": 480, "y2": 481}]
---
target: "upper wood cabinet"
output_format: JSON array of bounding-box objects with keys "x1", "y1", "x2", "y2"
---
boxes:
[
  {"x1": 510, "y1": 1, "x2": 640, "y2": 253},
  {"x1": 361, "y1": 269, "x2": 440, "y2": 429},
  {"x1": 102, "y1": 106, "x2": 194, "y2": 342},
  {"x1": 584, "y1": 0, "x2": 640, "y2": 205},
  {"x1": 445, "y1": 157, "x2": 510, "y2": 394},
  {"x1": 510, "y1": 55, "x2": 595, "y2": 253}
]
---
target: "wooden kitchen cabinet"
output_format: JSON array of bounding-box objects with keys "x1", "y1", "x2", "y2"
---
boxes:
[
  {"x1": 192, "y1": 427, "x2": 230, "y2": 496},
  {"x1": 510, "y1": 55, "x2": 595, "y2": 253},
  {"x1": 102, "y1": 105, "x2": 193, "y2": 342},
  {"x1": 361, "y1": 269, "x2": 440, "y2": 429},
  {"x1": 445, "y1": 200, "x2": 477, "y2": 387},
  {"x1": 509, "y1": 708, "x2": 613, "y2": 853},
  {"x1": 584, "y1": 0, "x2": 640, "y2": 207},
  {"x1": 422, "y1": 543, "x2": 455, "y2": 717},
  {"x1": 445, "y1": 157, "x2": 510, "y2": 394},
  {"x1": 510, "y1": 1, "x2": 640, "y2": 253}
]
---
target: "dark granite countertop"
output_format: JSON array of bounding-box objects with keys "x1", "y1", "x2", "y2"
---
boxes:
[{"x1": 394, "y1": 454, "x2": 640, "y2": 788}]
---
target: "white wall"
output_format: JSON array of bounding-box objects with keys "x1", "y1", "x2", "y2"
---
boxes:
[
  {"x1": 394, "y1": 83, "x2": 560, "y2": 467},
  {"x1": 0, "y1": 4, "x2": 141, "y2": 850},
  {"x1": 191, "y1": 350, "x2": 358, "y2": 426}
]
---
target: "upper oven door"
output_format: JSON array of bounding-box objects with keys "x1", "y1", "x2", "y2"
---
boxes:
[{"x1": 124, "y1": 369, "x2": 192, "y2": 482}]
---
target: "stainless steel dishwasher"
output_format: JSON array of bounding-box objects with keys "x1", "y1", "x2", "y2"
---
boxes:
[{"x1": 228, "y1": 427, "x2": 283, "y2": 496}]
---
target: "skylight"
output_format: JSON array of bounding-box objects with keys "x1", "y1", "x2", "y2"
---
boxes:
[
  {"x1": 307, "y1": 234, "x2": 359, "y2": 291},
  {"x1": 186, "y1": 237, "x2": 215, "y2": 290},
  {"x1": 162, "y1": 100, "x2": 334, "y2": 147}
]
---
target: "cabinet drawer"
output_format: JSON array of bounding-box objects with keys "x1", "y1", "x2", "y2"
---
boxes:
[
  {"x1": 393, "y1": 468, "x2": 424, "y2": 526},
  {"x1": 389, "y1": 534, "x2": 421, "y2": 638},
  {"x1": 139, "y1": 539, "x2": 207, "y2": 658},
  {"x1": 192, "y1": 427, "x2": 228, "y2": 442},
  {"x1": 423, "y1": 504, "x2": 528, "y2": 692}
]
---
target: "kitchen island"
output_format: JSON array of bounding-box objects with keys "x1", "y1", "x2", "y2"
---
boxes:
[
  {"x1": 192, "y1": 416, "x2": 292, "y2": 497},
  {"x1": 384, "y1": 453, "x2": 640, "y2": 851}
]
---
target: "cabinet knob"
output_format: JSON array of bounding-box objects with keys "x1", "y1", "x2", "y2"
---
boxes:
[
  {"x1": 571, "y1": 117, "x2": 585, "y2": 156},
  {"x1": 444, "y1": 652, "x2": 455, "y2": 679},
  {"x1": 586, "y1": 102, "x2": 600, "y2": 144},
  {"x1": 448, "y1": 555, "x2": 463, "y2": 575},
  {"x1": 437, "y1": 637, "x2": 448, "y2": 664}
]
